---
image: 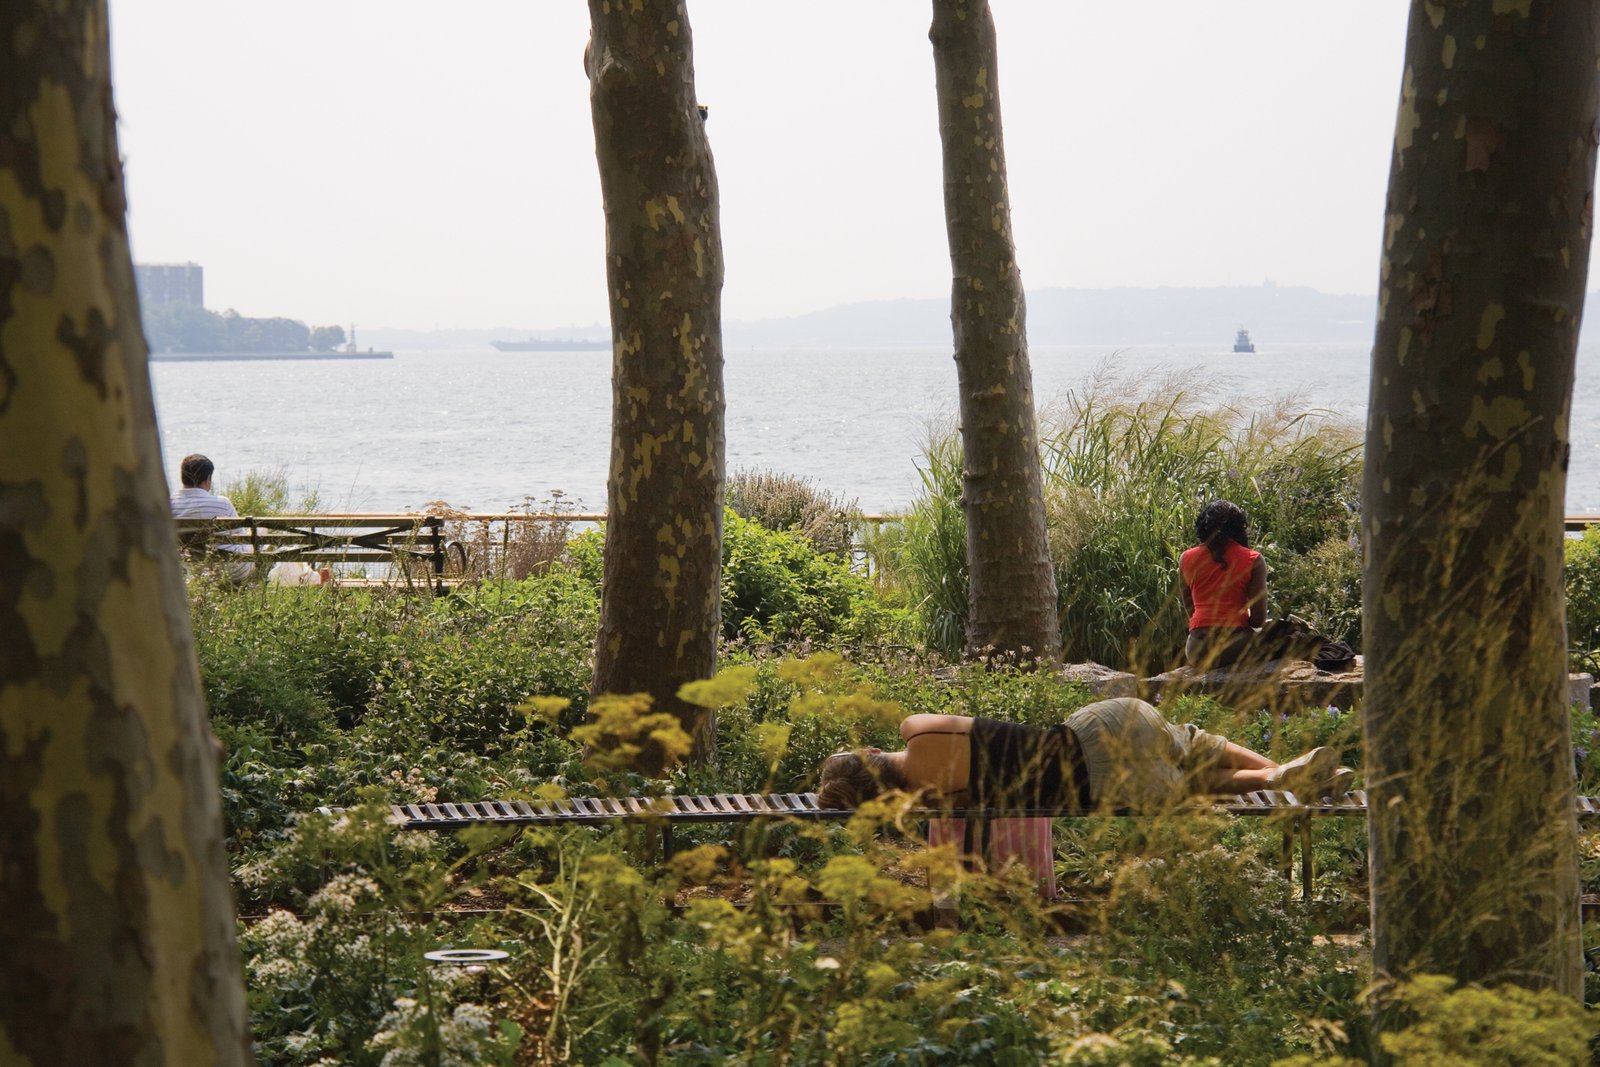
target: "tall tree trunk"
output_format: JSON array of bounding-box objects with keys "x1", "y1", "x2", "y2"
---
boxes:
[
  {"x1": 930, "y1": 0, "x2": 1060, "y2": 664},
  {"x1": 586, "y1": 0, "x2": 725, "y2": 772},
  {"x1": 0, "y1": 3, "x2": 252, "y2": 1063},
  {"x1": 1364, "y1": 0, "x2": 1598, "y2": 1001}
]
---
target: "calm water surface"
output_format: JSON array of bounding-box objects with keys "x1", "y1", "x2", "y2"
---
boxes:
[{"x1": 149, "y1": 341, "x2": 1600, "y2": 514}]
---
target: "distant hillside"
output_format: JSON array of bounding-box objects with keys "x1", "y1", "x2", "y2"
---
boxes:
[
  {"x1": 366, "y1": 286, "x2": 1600, "y2": 350},
  {"x1": 724, "y1": 284, "x2": 1377, "y2": 347},
  {"x1": 359, "y1": 324, "x2": 610, "y2": 350}
]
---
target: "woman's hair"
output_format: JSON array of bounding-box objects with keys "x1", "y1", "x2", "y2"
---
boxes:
[
  {"x1": 1195, "y1": 499, "x2": 1250, "y2": 565},
  {"x1": 817, "y1": 750, "x2": 906, "y2": 809}
]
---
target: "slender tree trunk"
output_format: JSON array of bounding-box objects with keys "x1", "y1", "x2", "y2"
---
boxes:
[
  {"x1": 930, "y1": 0, "x2": 1060, "y2": 664},
  {"x1": 1364, "y1": 0, "x2": 1599, "y2": 1001},
  {"x1": 586, "y1": 0, "x2": 725, "y2": 771},
  {"x1": 0, "y1": 3, "x2": 252, "y2": 1063}
]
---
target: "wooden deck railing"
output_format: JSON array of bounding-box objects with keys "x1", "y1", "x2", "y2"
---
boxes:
[{"x1": 177, "y1": 511, "x2": 1600, "y2": 588}]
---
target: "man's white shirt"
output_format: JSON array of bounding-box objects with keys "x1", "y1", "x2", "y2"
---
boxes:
[
  {"x1": 171, "y1": 487, "x2": 247, "y2": 553},
  {"x1": 170, "y1": 486, "x2": 239, "y2": 519}
]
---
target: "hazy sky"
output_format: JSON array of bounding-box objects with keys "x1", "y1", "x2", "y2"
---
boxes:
[{"x1": 109, "y1": 1, "x2": 1410, "y2": 332}]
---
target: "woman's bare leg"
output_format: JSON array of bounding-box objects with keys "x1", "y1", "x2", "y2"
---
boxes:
[
  {"x1": 1203, "y1": 765, "x2": 1279, "y2": 793},
  {"x1": 1214, "y1": 740, "x2": 1275, "y2": 771},
  {"x1": 1205, "y1": 746, "x2": 1343, "y2": 795}
]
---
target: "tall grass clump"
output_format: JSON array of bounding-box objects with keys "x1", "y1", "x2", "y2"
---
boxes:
[
  {"x1": 726, "y1": 468, "x2": 861, "y2": 557},
  {"x1": 427, "y1": 493, "x2": 583, "y2": 581},
  {"x1": 863, "y1": 430, "x2": 969, "y2": 659},
  {"x1": 876, "y1": 375, "x2": 1363, "y2": 669}
]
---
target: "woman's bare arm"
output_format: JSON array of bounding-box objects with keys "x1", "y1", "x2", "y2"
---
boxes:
[{"x1": 1247, "y1": 556, "x2": 1268, "y2": 628}]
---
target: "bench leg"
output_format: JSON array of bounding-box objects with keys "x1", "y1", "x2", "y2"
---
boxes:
[
  {"x1": 1280, "y1": 829, "x2": 1294, "y2": 890},
  {"x1": 926, "y1": 816, "x2": 1056, "y2": 908},
  {"x1": 1300, "y1": 817, "x2": 1314, "y2": 902}
]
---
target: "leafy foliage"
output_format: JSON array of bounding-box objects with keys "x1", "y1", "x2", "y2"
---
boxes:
[
  {"x1": 218, "y1": 466, "x2": 323, "y2": 515},
  {"x1": 1373, "y1": 974, "x2": 1597, "y2": 1066},
  {"x1": 1566, "y1": 524, "x2": 1600, "y2": 673},
  {"x1": 183, "y1": 458, "x2": 1595, "y2": 1065},
  {"x1": 874, "y1": 379, "x2": 1363, "y2": 669}
]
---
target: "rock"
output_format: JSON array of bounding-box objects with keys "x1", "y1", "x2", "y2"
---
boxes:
[
  {"x1": 1058, "y1": 662, "x2": 1138, "y2": 698},
  {"x1": 1570, "y1": 673, "x2": 1595, "y2": 710},
  {"x1": 1143, "y1": 656, "x2": 1364, "y2": 711}
]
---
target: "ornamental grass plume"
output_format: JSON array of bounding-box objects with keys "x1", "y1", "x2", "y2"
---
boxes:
[{"x1": 877, "y1": 371, "x2": 1361, "y2": 670}]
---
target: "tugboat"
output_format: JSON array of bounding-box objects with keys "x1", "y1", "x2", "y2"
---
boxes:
[{"x1": 1232, "y1": 328, "x2": 1255, "y2": 353}]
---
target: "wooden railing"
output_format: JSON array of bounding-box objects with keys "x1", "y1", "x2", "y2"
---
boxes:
[{"x1": 183, "y1": 510, "x2": 1600, "y2": 590}]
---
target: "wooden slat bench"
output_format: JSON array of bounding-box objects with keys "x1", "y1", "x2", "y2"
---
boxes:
[
  {"x1": 175, "y1": 514, "x2": 451, "y2": 589},
  {"x1": 321, "y1": 790, "x2": 1600, "y2": 900},
  {"x1": 325, "y1": 787, "x2": 1592, "y2": 899}
]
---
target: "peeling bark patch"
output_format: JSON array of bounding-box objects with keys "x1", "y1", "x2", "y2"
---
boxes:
[
  {"x1": 1395, "y1": 68, "x2": 1422, "y2": 159},
  {"x1": 40, "y1": 189, "x2": 65, "y2": 231},
  {"x1": 1464, "y1": 394, "x2": 1532, "y2": 440},
  {"x1": 55, "y1": 788, "x2": 150, "y2": 1064},
  {"x1": 55, "y1": 305, "x2": 111, "y2": 399},
  {"x1": 0, "y1": 726, "x2": 59, "y2": 1064},
  {"x1": 18, "y1": 243, "x2": 52, "y2": 293},
  {"x1": 1408, "y1": 250, "x2": 1454, "y2": 347},
  {"x1": 59, "y1": 435, "x2": 89, "y2": 531},
  {"x1": 1464, "y1": 117, "x2": 1505, "y2": 172},
  {"x1": 1477, "y1": 303, "x2": 1506, "y2": 349},
  {"x1": 0, "y1": 527, "x2": 45, "y2": 685}
]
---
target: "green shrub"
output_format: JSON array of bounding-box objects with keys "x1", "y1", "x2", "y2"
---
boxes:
[
  {"x1": 865, "y1": 431, "x2": 969, "y2": 658},
  {"x1": 722, "y1": 509, "x2": 907, "y2": 646},
  {"x1": 189, "y1": 523, "x2": 1391, "y2": 1065},
  {"x1": 1375, "y1": 973, "x2": 1597, "y2": 1066},
  {"x1": 1092, "y1": 842, "x2": 1355, "y2": 1065},
  {"x1": 1270, "y1": 535, "x2": 1363, "y2": 645},
  {"x1": 1566, "y1": 524, "x2": 1600, "y2": 672},
  {"x1": 571, "y1": 510, "x2": 908, "y2": 649},
  {"x1": 218, "y1": 465, "x2": 321, "y2": 514}
]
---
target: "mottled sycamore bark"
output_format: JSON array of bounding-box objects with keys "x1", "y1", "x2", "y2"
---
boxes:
[
  {"x1": 930, "y1": 0, "x2": 1060, "y2": 663},
  {"x1": 586, "y1": 0, "x2": 724, "y2": 771},
  {"x1": 1364, "y1": 0, "x2": 1599, "y2": 1000},
  {"x1": 0, "y1": 3, "x2": 252, "y2": 1064}
]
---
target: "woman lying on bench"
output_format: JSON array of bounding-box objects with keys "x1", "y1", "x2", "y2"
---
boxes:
[{"x1": 816, "y1": 697, "x2": 1352, "y2": 813}]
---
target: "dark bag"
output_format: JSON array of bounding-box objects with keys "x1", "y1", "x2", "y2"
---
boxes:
[
  {"x1": 1255, "y1": 617, "x2": 1320, "y2": 660},
  {"x1": 1313, "y1": 638, "x2": 1356, "y2": 672},
  {"x1": 1256, "y1": 617, "x2": 1356, "y2": 671}
]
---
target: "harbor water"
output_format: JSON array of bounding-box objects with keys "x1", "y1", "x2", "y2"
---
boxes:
[{"x1": 150, "y1": 341, "x2": 1600, "y2": 515}]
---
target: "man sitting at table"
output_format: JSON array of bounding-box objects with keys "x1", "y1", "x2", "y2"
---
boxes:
[{"x1": 170, "y1": 453, "x2": 254, "y2": 584}]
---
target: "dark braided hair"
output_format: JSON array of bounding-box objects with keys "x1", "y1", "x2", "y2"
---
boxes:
[{"x1": 1195, "y1": 499, "x2": 1249, "y2": 566}]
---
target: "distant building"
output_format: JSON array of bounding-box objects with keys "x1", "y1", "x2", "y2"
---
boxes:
[{"x1": 135, "y1": 262, "x2": 204, "y2": 307}]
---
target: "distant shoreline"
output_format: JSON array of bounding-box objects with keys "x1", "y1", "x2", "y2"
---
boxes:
[{"x1": 149, "y1": 351, "x2": 395, "y2": 362}]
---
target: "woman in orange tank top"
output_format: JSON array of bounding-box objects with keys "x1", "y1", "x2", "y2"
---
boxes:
[{"x1": 1178, "y1": 500, "x2": 1267, "y2": 667}]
